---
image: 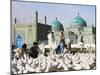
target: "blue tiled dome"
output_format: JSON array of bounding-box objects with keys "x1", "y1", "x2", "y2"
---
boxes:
[
  {"x1": 71, "y1": 15, "x2": 87, "y2": 27},
  {"x1": 51, "y1": 19, "x2": 64, "y2": 31}
]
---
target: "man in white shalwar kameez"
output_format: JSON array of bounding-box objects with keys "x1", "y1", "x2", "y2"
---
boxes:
[{"x1": 47, "y1": 32, "x2": 56, "y2": 54}]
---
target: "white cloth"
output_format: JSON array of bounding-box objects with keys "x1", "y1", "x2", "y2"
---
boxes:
[{"x1": 47, "y1": 33, "x2": 56, "y2": 50}]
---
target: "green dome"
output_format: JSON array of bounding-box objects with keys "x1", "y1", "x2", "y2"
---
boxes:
[
  {"x1": 51, "y1": 19, "x2": 64, "y2": 31},
  {"x1": 71, "y1": 15, "x2": 87, "y2": 27}
]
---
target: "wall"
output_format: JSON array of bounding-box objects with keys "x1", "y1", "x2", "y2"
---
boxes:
[{"x1": 37, "y1": 23, "x2": 51, "y2": 42}]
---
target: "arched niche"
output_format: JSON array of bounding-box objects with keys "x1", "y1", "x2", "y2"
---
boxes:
[{"x1": 16, "y1": 33, "x2": 24, "y2": 48}]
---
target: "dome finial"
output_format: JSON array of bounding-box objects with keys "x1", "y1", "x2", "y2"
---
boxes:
[
  {"x1": 56, "y1": 17, "x2": 58, "y2": 20},
  {"x1": 78, "y1": 12, "x2": 80, "y2": 16}
]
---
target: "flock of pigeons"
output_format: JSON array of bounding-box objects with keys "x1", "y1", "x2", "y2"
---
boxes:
[{"x1": 12, "y1": 44, "x2": 96, "y2": 74}]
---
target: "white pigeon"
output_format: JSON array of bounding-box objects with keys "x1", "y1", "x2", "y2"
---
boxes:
[
  {"x1": 25, "y1": 63, "x2": 35, "y2": 72},
  {"x1": 23, "y1": 69, "x2": 28, "y2": 73},
  {"x1": 73, "y1": 64, "x2": 82, "y2": 70}
]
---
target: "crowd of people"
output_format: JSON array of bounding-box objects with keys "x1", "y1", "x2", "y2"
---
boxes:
[{"x1": 11, "y1": 31, "x2": 96, "y2": 74}]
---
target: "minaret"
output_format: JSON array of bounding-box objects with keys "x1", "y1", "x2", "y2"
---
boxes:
[
  {"x1": 33, "y1": 11, "x2": 38, "y2": 42},
  {"x1": 92, "y1": 24, "x2": 94, "y2": 27},
  {"x1": 45, "y1": 16, "x2": 47, "y2": 24},
  {"x1": 35, "y1": 11, "x2": 38, "y2": 23}
]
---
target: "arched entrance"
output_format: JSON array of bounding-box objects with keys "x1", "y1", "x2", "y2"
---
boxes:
[{"x1": 16, "y1": 35, "x2": 23, "y2": 48}]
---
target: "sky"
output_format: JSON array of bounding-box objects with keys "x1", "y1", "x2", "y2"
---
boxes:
[{"x1": 12, "y1": 1, "x2": 96, "y2": 27}]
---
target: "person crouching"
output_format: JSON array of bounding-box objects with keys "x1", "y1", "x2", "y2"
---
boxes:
[{"x1": 29, "y1": 42, "x2": 40, "y2": 59}]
